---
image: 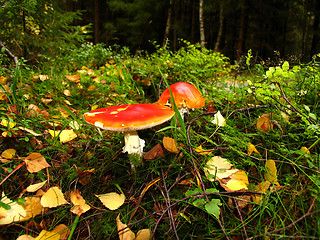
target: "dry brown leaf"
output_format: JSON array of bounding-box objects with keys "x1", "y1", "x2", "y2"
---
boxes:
[
  {"x1": 116, "y1": 214, "x2": 135, "y2": 240},
  {"x1": 163, "y1": 136, "x2": 179, "y2": 153},
  {"x1": 257, "y1": 113, "x2": 273, "y2": 132},
  {"x1": 24, "y1": 153, "x2": 50, "y2": 173},
  {"x1": 144, "y1": 144, "x2": 164, "y2": 159},
  {"x1": 40, "y1": 186, "x2": 69, "y2": 208}
]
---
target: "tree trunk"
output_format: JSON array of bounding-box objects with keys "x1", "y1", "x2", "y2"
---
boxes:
[
  {"x1": 236, "y1": 0, "x2": 246, "y2": 61},
  {"x1": 191, "y1": 0, "x2": 196, "y2": 43},
  {"x1": 199, "y1": 0, "x2": 205, "y2": 49},
  {"x1": 94, "y1": 0, "x2": 99, "y2": 44},
  {"x1": 310, "y1": 0, "x2": 320, "y2": 58},
  {"x1": 163, "y1": 0, "x2": 174, "y2": 47},
  {"x1": 214, "y1": 1, "x2": 224, "y2": 52}
]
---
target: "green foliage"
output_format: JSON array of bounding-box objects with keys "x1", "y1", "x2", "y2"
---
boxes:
[{"x1": 0, "y1": 0, "x2": 89, "y2": 64}]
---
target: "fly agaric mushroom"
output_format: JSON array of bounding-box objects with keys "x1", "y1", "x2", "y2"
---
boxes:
[
  {"x1": 83, "y1": 104, "x2": 175, "y2": 164},
  {"x1": 157, "y1": 82, "x2": 205, "y2": 119}
]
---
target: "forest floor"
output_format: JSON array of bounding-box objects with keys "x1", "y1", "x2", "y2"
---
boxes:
[{"x1": 0, "y1": 43, "x2": 319, "y2": 239}]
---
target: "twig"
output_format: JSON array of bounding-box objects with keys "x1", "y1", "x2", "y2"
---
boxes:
[
  {"x1": 161, "y1": 169, "x2": 179, "y2": 240},
  {"x1": 0, "y1": 41, "x2": 19, "y2": 68},
  {"x1": 247, "y1": 197, "x2": 319, "y2": 240},
  {"x1": 233, "y1": 198, "x2": 248, "y2": 239},
  {"x1": 0, "y1": 161, "x2": 25, "y2": 186}
]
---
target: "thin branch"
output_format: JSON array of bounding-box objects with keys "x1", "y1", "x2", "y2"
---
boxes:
[{"x1": 0, "y1": 41, "x2": 19, "y2": 68}]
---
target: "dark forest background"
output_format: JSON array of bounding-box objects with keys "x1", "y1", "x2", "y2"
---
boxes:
[{"x1": 1, "y1": 0, "x2": 320, "y2": 63}]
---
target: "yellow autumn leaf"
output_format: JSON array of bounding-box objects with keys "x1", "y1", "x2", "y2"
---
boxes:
[
  {"x1": 65, "y1": 74, "x2": 80, "y2": 83},
  {"x1": 0, "y1": 193, "x2": 27, "y2": 225},
  {"x1": 225, "y1": 170, "x2": 249, "y2": 191},
  {"x1": 252, "y1": 181, "x2": 271, "y2": 203},
  {"x1": 204, "y1": 156, "x2": 238, "y2": 181},
  {"x1": 0, "y1": 76, "x2": 7, "y2": 85},
  {"x1": 1, "y1": 148, "x2": 16, "y2": 159},
  {"x1": 70, "y1": 190, "x2": 91, "y2": 216},
  {"x1": 91, "y1": 105, "x2": 99, "y2": 111},
  {"x1": 35, "y1": 230, "x2": 60, "y2": 240},
  {"x1": 49, "y1": 129, "x2": 77, "y2": 143},
  {"x1": 40, "y1": 186, "x2": 69, "y2": 208},
  {"x1": 95, "y1": 192, "x2": 125, "y2": 210},
  {"x1": 264, "y1": 160, "x2": 279, "y2": 185},
  {"x1": 247, "y1": 143, "x2": 260, "y2": 156},
  {"x1": 194, "y1": 145, "x2": 214, "y2": 155},
  {"x1": 20, "y1": 196, "x2": 43, "y2": 221},
  {"x1": 63, "y1": 89, "x2": 71, "y2": 96},
  {"x1": 211, "y1": 111, "x2": 226, "y2": 127},
  {"x1": 116, "y1": 214, "x2": 136, "y2": 240},
  {"x1": 24, "y1": 153, "x2": 50, "y2": 173},
  {"x1": 16, "y1": 235, "x2": 35, "y2": 240},
  {"x1": 300, "y1": 146, "x2": 311, "y2": 155},
  {"x1": 39, "y1": 75, "x2": 49, "y2": 81},
  {"x1": 88, "y1": 85, "x2": 96, "y2": 91},
  {"x1": 0, "y1": 119, "x2": 16, "y2": 128},
  {"x1": 163, "y1": 136, "x2": 179, "y2": 153},
  {"x1": 136, "y1": 229, "x2": 151, "y2": 240},
  {"x1": 26, "y1": 180, "x2": 47, "y2": 192}
]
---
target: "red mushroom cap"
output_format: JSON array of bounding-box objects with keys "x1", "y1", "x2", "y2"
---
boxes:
[
  {"x1": 83, "y1": 104, "x2": 175, "y2": 131},
  {"x1": 157, "y1": 82, "x2": 205, "y2": 109}
]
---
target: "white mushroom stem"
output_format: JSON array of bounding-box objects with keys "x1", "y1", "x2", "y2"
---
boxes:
[
  {"x1": 178, "y1": 106, "x2": 189, "y2": 120},
  {"x1": 122, "y1": 131, "x2": 145, "y2": 156}
]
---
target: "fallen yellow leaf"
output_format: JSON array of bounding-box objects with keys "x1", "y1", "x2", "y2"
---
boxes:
[
  {"x1": 65, "y1": 74, "x2": 80, "y2": 83},
  {"x1": 224, "y1": 170, "x2": 249, "y2": 191},
  {"x1": 264, "y1": 160, "x2": 279, "y2": 185},
  {"x1": 0, "y1": 119, "x2": 16, "y2": 128},
  {"x1": 49, "y1": 129, "x2": 77, "y2": 143},
  {"x1": 96, "y1": 192, "x2": 125, "y2": 210},
  {"x1": 211, "y1": 111, "x2": 226, "y2": 127},
  {"x1": 35, "y1": 230, "x2": 60, "y2": 240},
  {"x1": 204, "y1": 156, "x2": 238, "y2": 181},
  {"x1": 20, "y1": 196, "x2": 43, "y2": 221},
  {"x1": 0, "y1": 193, "x2": 27, "y2": 225},
  {"x1": 40, "y1": 186, "x2": 69, "y2": 208},
  {"x1": 163, "y1": 136, "x2": 179, "y2": 153},
  {"x1": 300, "y1": 146, "x2": 311, "y2": 155},
  {"x1": 116, "y1": 214, "x2": 135, "y2": 240},
  {"x1": 136, "y1": 229, "x2": 151, "y2": 240},
  {"x1": 26, "y1": 180, "x2": 47, "y2": 192},
  {"x1": 247, "y1": 143, "x2": 260, "y2": 156},
  {"x1": 24, "y1": 153, "x2": 50, "y2": 173},
  {"x1": 194, "y1": 145, "x2": 214, "y2": 156},
  {"x1": 1, "y1": 148, "x2": 16, "y2": 159}
]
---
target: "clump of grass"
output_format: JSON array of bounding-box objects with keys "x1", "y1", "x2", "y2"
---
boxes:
[{"x1": 0, "y1": 45, "x2": 319, "y2": 239}]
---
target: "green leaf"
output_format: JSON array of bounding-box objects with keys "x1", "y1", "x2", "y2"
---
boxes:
[
  {"x1": 282, "y1": 61, "x2": 289, "y2": 71},
  {"x1": 205, "y1": 199, "x2": 221, "y2": 219}
]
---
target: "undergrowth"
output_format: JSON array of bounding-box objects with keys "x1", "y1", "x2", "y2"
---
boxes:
[{"x1": 0, "y1": 43, "x2": 319, "y2": 239}]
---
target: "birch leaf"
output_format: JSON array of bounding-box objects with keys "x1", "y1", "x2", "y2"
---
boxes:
[
  {"x1": 95, "y1": 192, "x2": 125, "y2": 210},
  {"x1": 40, "y1": 187, "x2": 69, "y2": 208}
]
